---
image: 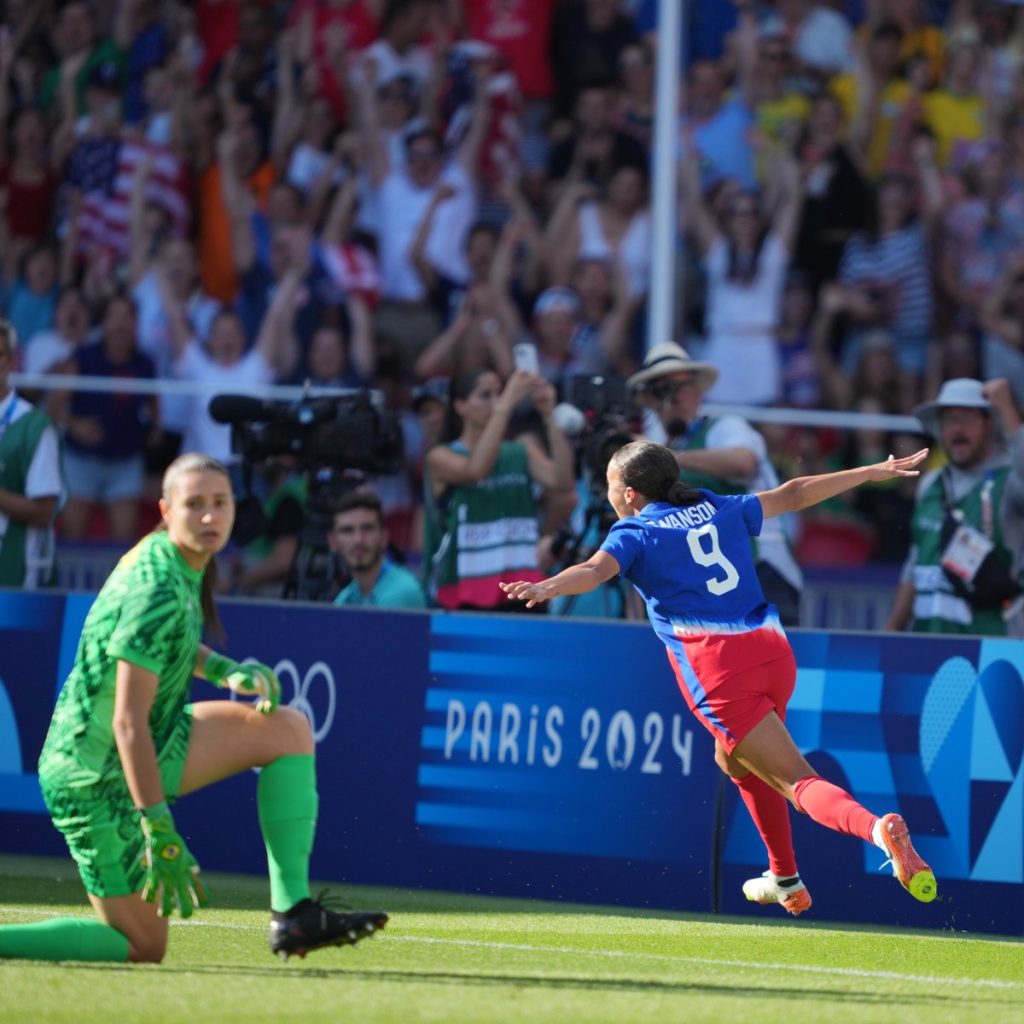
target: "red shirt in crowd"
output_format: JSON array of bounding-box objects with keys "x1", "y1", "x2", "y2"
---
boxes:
[
  {"x1": 464, "y1": 0, "x2": 555, "y2": 100},
  {"x1": 0, "y1": 166, "x2": 56, "y2": 243},
  {"x1": 287, "y1": 0, "x2": 380, "y2": 121}
]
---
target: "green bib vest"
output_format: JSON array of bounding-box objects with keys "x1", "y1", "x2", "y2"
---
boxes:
[
  {"x1": 0, "y1": 405, "x2": 55, "y2": 587},
  {"x1": 910, "y1": 469, "x2": 1018, "y2": 636},
  {"x1": 670, "y1": 417, "x2": 748, "y2": 495},
  {"x1": 425, "y1": 441, "x2": 542, "y2": 609}
]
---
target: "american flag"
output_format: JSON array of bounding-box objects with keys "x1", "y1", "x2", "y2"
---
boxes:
[
  {"x1": 441, "y1": 42, "x2": 522, "y2": 185},
  {"x1": 76, "y1": 138, "x2": 191, "y2": 260},
  {"x1": 320, "y1": 241, "x2": 381, "y2": 306}
]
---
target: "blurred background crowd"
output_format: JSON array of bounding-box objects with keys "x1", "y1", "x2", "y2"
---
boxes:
[{"x1": 3, "y1": 0, "x2": 1024, "y2": 626}]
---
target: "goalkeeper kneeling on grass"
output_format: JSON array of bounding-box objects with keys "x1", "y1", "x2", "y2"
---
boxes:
[{"x1": 0, "y1": 453, "x2": 387, "y2": 964}]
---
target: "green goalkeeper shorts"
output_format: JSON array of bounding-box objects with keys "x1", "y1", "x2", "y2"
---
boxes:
[{"x1": 39, "y1": 706, "x2": 195, "y2": 899}]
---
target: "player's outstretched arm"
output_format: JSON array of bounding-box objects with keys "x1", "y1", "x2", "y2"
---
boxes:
[
  {"x1": 199, "y1": 647, "x2": 282, "y2": 714},
  {"x1": 757, "y1": 449, "x2": 929, "y2": 519},
  {"x1": 500, "y1": 551, "x2": 622, "y2": 608}
]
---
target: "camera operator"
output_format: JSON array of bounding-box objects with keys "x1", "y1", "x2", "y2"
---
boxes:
[
  {"x1": 628, "y1": 341, "x2": 803, "y2": 625},
  {"x1": 208, "y1": 380, "x2": 407, "y2": 603},
  {"x1": 223, "y1": 456, "x2": 307, "y2": 599},
  {"x1": 327, "y1": 490, "x2": 426, "y2": 609}
]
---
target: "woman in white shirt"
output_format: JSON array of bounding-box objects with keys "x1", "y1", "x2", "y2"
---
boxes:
[
  {"x1": 543, "y1": 163, "x2": 652, "y2": 302},
  {"x1": 681, "y1": 147, "x2": 803, "y2": 407}
]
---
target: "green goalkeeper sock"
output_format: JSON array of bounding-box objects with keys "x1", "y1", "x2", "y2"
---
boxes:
[
  {"x1": 0, "y1": 918, "x2": 130, "y2": 961},
  {"x1": 257, "y1": 753, "x2": 319, "y2": 913}
]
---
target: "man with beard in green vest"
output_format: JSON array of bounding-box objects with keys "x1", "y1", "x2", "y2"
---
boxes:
[
  {"x1": 0, "y1": 319, "x2": 64, "y2": 588},
  {"x1": 886, "y1": 377, "x2": 1024, "y2": 637},
  {"x1": 628, "y1": 341, "x2": 803, "y2": 625}
]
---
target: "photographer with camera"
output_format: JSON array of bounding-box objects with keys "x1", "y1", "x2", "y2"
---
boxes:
[
  {"x1": 885, "y1": 377, "x2": 1024, "y2": 638},
  {"x1": 423, "y1": 368, "x2": 574, "y2": 611},
  {"x1": 629, "y1": 341, "x2": 803, "y2": 625}
]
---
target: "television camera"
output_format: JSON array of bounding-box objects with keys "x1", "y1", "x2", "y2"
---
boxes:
[
  {"x1": 209, "y1": 391, "x2": 405, "y2": 601},
  {"x1": 208, "y1": 391, "x2": 404, "y2": 476}
]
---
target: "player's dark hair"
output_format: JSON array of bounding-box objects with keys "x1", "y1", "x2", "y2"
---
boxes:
[
  {"x1": 610, "y1": 440, "x2": 702, "y2": 507},
  {"x1": 159, "y1": 453, "x2": 234, "y2": 643}
]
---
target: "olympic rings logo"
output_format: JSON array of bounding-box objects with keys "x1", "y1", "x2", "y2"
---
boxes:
[{"x1": 239, "y1": 657, "x2": 338, "y2": 743}]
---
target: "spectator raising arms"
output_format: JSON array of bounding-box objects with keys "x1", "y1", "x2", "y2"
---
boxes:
[
  {"x1": 163, "y1": 244, "x2": 303, "y2": 477},
  {"x1": 357, "y1": 35, "x2": 489, "y2": 371},
  {"x1": 680, "y1": 140, "x2": 803, "y2": 407},
  {"x1": 979, "y1": 254, "x2": 1024, "y2": 412},
  {"x1": 829, "y1": 136, "x2": 943, "y2": 401},
  {"x1": 543, "y1": 164, "x2": 651, "y2": 304}
]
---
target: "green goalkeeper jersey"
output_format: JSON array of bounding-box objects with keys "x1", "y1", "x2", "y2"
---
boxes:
[{"x1": 38, "y1": 530, "x2": 205, "y2": 789}]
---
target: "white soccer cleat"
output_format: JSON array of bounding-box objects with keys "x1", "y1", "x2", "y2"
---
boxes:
[{"x1": 742, "y1": 871, "x2": 813, "y2": 915}]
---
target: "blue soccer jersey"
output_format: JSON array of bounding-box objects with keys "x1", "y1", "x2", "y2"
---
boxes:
[{"x1": 599, "y1": 491, "x2": 791, "y2": 692}]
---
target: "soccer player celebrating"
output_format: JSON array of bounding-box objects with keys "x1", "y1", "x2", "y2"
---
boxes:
[
  {"x1": 0, "y1": 453, "x2": 387, "y2": 963},
  {"x1": 501, "y1": 440, "x2": 937, "y2": 914}
]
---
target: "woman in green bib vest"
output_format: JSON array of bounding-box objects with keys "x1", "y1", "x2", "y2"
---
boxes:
[{"x1": 424, "y1": 367, "x2": 575, "y2": 610}]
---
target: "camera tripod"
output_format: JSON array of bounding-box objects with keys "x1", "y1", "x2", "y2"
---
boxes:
[{"x1": 554, "y1": 485, "x2": 628, "y2": 619}]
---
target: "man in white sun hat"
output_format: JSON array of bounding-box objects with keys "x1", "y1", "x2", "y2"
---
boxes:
[
  {"x1": 886, "y1": 377, "x2": 1024, "y2": 637},
  {"x1": 628, "y1": 341, "x2": 803, "y2": 624}
]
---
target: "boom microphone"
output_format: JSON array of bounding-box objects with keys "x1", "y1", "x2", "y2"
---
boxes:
[{"x1": 208, "y1": 394, "x2": 280, "y2": 424}]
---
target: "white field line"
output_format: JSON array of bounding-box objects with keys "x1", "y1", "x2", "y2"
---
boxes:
[
  {"x1": 385, "y1": 934, "x2": 1024, "y2": 991},
  {"x1": 1, "y1": 906, "x2": 1020, "y2": 992}
]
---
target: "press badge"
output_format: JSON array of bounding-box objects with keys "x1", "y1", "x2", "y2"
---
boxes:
[{"x1": 941, "y1": 522, "x2": 995, "y2": 585}]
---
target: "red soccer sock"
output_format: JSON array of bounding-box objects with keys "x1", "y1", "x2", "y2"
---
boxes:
[
  {"x1": 792, "y1": 774, "x2": 877, "y2": 842},
  {"x1": 732, "y1": 771, "x2": 798, "y2": 877}
]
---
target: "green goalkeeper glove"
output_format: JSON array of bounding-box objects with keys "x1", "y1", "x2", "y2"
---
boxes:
[
  {"x1": 139, "y1": 801, "x2": 208, "y2": 918},
  {"x1": 205, "y1": 652, "x2": 281, "y2": 714}
]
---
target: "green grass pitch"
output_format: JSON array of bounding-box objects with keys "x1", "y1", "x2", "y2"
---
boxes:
[{"x1": 1, "y1": 854, "x2": 1021, "y2": 1024}]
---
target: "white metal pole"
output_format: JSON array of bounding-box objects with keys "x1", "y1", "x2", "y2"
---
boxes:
[{"x1": 647, "y1": 0, "x2": 684, "y2": 354}]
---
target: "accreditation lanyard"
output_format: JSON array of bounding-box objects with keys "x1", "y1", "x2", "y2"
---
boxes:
[
  {"x1": 942, "y1": 467, "x2": 996, "y2": 540},
  {"x1": 0, "y1": 393, "x2": 17, "y2": 442}
]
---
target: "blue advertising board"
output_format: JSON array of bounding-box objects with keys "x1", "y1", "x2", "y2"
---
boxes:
[{"x1": 1, "y1": 590, "x2": 1021, "y2": 934}]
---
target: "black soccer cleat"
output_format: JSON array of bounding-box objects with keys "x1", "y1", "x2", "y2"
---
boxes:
[{"x1": 269, "y1": 895, "x2": 388, "y2": 961}]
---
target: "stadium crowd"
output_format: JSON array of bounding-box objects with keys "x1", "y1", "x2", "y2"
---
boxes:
[{"x1": 2, "y1": 0, "x2": 1023, "y2": 631}]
